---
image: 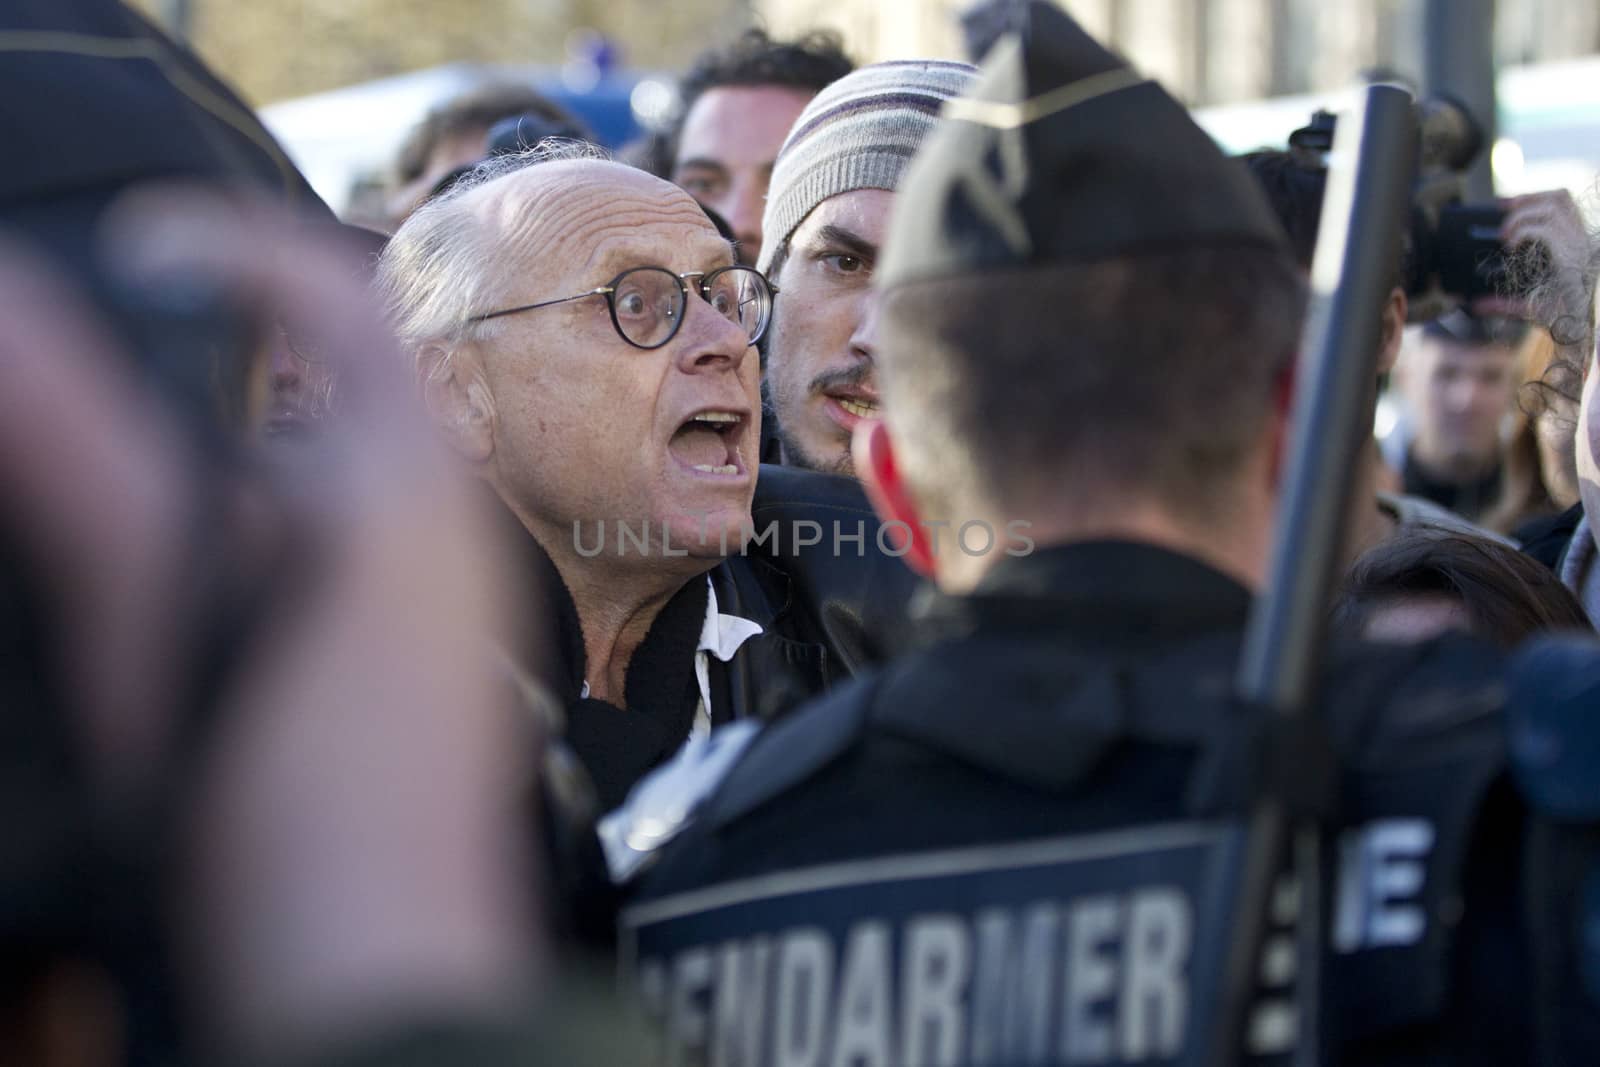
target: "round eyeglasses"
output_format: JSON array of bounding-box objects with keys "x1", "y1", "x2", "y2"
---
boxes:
[{"x1": 465, "y1": 265, "x2": 777, "y2": 350}]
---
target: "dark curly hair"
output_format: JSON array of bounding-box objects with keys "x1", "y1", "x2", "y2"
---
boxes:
[
  {"x1": 679, "y1": 28, "x2": 852, "y2": 105},
  {"x1": 660, "y1": 28, "x2": 853, "y2": 169}
]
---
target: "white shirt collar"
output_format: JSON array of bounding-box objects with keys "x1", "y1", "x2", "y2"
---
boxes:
[
  {"x1": 698, "y1": 574, "x2": 764, "y2": 661},
  {"x1": 579, "y1": 576, "x2": 761, "y2": 702}
]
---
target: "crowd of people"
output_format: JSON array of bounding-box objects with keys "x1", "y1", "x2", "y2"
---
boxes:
[{"x1": 5, "y1": 1, "x2": 1600, "y2": 1065}]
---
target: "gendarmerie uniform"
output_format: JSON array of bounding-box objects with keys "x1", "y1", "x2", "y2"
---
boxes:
[
  {"x1": 611, "y1": 545, "x2": 1538, "y2": 1066},
  {"x1": 605, "y1": 3, "x2": 1600, "y2": 1064}
]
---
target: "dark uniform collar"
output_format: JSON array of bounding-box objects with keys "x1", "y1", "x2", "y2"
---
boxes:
[
  {"x1": 1402, "y1": 450, "x2": 1504, "y2": 523},
  {"x1": 867, "y1": 541, "x2": 1257, "y2": 794},
  {"x1": 915, "y1": 540, "x2": 1255, "y2": 645}
]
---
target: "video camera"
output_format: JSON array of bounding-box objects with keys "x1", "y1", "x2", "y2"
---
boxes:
[{"x1": 1289, "y1": 94, "x2": 1521, "y2": 314}]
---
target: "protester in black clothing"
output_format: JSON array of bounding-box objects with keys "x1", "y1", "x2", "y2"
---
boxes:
[
  {"x1": 376, "y1": 142, "x2": 913, "y2": 808},
  {"x1": 608, "y1": 5, "x2": 1597, "y2": 1064}
]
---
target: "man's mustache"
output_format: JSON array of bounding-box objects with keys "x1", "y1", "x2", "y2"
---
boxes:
[{"x1": 808, "y1": 362, "x2": 875, "y2": 396}]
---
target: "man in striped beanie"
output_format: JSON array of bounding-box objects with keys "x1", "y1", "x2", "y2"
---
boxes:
[{"x1": 757, "y1": 59, "x2": 977, "y2": 476}]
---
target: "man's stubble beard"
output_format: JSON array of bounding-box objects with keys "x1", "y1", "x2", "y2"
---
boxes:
[
  {"x1": 777, "y1": 423, "x2": 856, "y2": 477},
  {"x1": 768, "y1": 361, "x2": 858, "y2": 477}
]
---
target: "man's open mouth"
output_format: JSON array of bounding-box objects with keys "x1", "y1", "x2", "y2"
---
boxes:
[
  {"x1": 834, "y1": 397, "x2": 879, "y2": 419},
  {"x1": 668, "y1": 409, "x2": 748, "y2": 476},
  {"x1": 821, "y1": 387, "x2": 881, "y2": 427}
]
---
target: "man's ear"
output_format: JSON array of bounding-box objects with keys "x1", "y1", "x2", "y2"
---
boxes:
[
  {"x1": 419, "y1": 345, "x2": 494, "y2": 464},
  {"x1": 853, "y1": 420, "x2": 937, "y2": 577},
  {"x1": 1376, "y1": 287, "x2": 1408, "y2": 377}
]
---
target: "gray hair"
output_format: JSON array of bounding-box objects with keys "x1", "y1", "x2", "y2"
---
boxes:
[{"x1": 375, "y1": 138, "x2": 610, "y2": 383}]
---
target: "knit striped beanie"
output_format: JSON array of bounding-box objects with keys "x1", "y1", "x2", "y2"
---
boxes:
[{"x1": 756, "y1": 59, "x2": 979, "y2": 276}]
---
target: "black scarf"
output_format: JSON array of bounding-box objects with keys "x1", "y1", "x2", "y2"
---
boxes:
[
  {"x1": 564, "y1": 577, "x2": 709, "y2": 811},
  {"x1": 500, "y1": 505, "x2": 711, "y2": 810}
]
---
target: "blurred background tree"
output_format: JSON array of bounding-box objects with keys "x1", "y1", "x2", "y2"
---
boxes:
[
  {"x1": 130, "y1": 0, "x2": 1600, "y2": 110},
  {"x1": 127, "y1": 0, "x2": 754, "y2": 104},
  {"x1": 757, "y1": 0, "x2": 1600, "y2": 106},
  {"x1": 123, "y1": 0, "x2": 1600, "y2": 221}
]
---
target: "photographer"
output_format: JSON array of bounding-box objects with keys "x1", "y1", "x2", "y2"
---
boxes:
[
  {"x1": 0, "y1": 3, "x2": 635, "y2": 1061},
  {"x1": 0, "y1": 205, "x2": 538, "y2": 1067},
  {"x1": 1240, "y1": 148, "x2": 1514, "y2": 557}
]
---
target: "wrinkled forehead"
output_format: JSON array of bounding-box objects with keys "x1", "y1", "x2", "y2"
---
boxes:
[{"x1": 469, "y1": 160, "x2": 733, "y2": 285}]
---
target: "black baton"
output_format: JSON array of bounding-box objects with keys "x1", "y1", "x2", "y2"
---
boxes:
[{"x1": 1210, "y1": 83, "x2": 1418, "y2": 1067}]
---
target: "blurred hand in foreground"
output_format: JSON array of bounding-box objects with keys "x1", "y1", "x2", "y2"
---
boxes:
[{"x1": 0, "y1": 191, "x2": 538, "y2": 1065}]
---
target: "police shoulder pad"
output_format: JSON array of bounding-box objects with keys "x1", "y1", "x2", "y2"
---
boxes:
[
  {"x1": 700, "y1": 676, "x2": 877, "y2": 830},
  {"x1": 601, "y1": 676, "x2": 878, "y2": 884},
  {"x1": 599, "y1": 720, "x2": 763, "y2": 885}
]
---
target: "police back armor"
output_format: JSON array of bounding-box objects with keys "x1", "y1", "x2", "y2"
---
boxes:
[{"x1": 609, "y1": 544, "x2": 1552, "y2": 1067}]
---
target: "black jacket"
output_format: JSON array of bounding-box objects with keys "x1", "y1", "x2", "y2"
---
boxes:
[
  {"x1": 1517, "y1": 502, "x2": 1583, "y2": 572},
  {"x1": 509, "y1": 465, "x2": 919, "y2": 811},
  {"x1": 714, "y1": 462, "x2": 921, "y2": 705},
  {"x1": 615, "y1": 541, "x2": 1564, "y2": 1066}
]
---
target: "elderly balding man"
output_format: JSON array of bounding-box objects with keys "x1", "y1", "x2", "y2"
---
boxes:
[{"x1": 378, "y1": 144, "x2": 911, "y2": 807}]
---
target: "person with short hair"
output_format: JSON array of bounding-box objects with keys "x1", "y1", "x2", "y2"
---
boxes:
[
  {"x1": 665, "y1": 29, "x2": 854, "y2": 263},
  {"x1": 385, "y1": 83, "x2": 589, "y2": 227},
  {"x1": 756, "y1": 59, "x2": 977, "y2": 474},
  {"x1": 377, "y1": 143, "x2": 909, "y2": 808},
  {"x1": 1335, "y1": 529, "x2": 1592, "y2": 647}
]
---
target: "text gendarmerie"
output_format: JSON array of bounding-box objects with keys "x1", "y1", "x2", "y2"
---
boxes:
[{"x1": 637, "y1": 885, "x2": 1192, "y2": 1067}]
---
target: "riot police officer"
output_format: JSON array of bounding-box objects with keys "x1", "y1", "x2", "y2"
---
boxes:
[{"x1": 605, "y1": 4, "x2": 1599, "y2": 1064}]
